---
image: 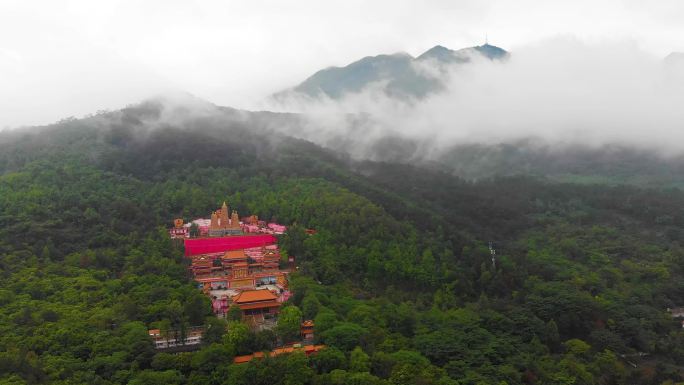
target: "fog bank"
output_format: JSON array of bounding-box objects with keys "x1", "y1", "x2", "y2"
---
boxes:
[{"x1": 266, "y1": 38, "x2": 684, "y2": 159}]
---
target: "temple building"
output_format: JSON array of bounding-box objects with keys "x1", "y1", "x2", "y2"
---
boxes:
[
  {"x1": 191, "y1": 245, "x2": 288, "y2": 293},
  {"x1": 232, "y1": 289, "x2": 281, "y2": 318},
  {"x1": 209, "y1": 202, "x2": 243, "y2": 237},
  {"x1": 169, "y1": 218, "x2": 190, "y2": 239},
  {"x1": 148, "y1": 326, "x2": 204, "y2": 350},
  {"x1": 301, "y1": 320, "x2": 315, "y2": 341},
  {"x1": 196, "y1": 271, "x2": 287, "y2": 293},
  {"x1": 233, "y1": 345, "x2": 325, "y2": 364}
]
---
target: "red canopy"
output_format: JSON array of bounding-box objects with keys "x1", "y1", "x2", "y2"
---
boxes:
[{"x1": 184, "y1": 235, "x2": 277, "y2": 256}]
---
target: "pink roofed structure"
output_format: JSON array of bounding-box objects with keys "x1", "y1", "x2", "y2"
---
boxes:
[
  {"x1": 278, "y1": 290, "x2": 292, "y2": 303},
  {"x1": 267, "y1": 223, "x2": 287, "y2": 234},
  {"x1": 241, "y1": 222, "x2": 288, "y2": 235},
  {"x1": 243, "y1": 224, "x2": 261, "y2": 233}
]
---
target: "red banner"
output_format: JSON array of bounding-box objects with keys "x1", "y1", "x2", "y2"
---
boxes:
[{"x1": 184, "y1": 234, "x2": 277, "y2": 256}]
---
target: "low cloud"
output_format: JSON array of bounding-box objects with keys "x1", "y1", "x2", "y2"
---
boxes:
[{"x1": 265, "y1": 38, "x2": 684, "y2": 159}]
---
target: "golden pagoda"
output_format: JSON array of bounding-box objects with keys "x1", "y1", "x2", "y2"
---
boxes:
[
  {"x1": 220, "y1": 202, "x2": 230, "y2": 229},
  {"x1": 210, "y1": 211, "x2": 219, "y2": 229},
  {"x1": 230, "y1": 210, "x2": 241, "y2": 229},
  {"x1": 208, "y1": 202, "x2": 243, "y2": 236}
]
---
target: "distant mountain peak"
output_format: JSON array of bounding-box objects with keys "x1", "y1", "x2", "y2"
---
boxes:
[
  {"x1": 427, "y1": 44, "x2": 450, "y2": 52},
  {"x1": 472, "y1": 43, "x2": 508, "y2": 60},
  {"x1": 416, "y1": 43, "x2": 508, "y2": 64},
  {"x1": 665, "y1": 52, "x2": 684, "y2": 64},
  {"x1": 275, "y1": 42, "x2": 509, "y2": 101},
  {"x1": 417, "y1": 45, "x2": 453, "y2": 61}
]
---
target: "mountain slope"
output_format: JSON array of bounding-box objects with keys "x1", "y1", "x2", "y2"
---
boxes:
[
  {"x1": 2, "y1": 98, "x2": 684, "y2": 383},
  {"x1": 274, "y1": 43, "x2": 508, "y2": 100}
]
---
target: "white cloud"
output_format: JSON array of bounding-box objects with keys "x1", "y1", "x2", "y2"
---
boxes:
[
  {"x1": 1, "y1": 0, "x2": 684, "y2": 129},
  {"x1": 267, "y1": 38, "x2": 684, "y2": 157}
]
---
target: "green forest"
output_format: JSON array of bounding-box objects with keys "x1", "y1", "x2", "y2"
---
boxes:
[{"x1": 1, "y1": 101, "x2": 684, "y2": 384}]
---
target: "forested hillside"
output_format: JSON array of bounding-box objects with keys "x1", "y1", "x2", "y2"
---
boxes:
[
  {"x1": 1, "y1": 100, "x2": 684, "y2": 384},
  {"x1": 435, "y1": 141, "x2": 684, "y2": 188}
]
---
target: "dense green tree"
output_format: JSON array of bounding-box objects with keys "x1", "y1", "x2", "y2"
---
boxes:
[
  {"x1": 544, "y1": 319, "x2": 561, "y2": 351},
  {"x1": 227, "y1": 305, "x2": 243, "y2": 322},
  {"x1": 190, "y1": 343, "x2": 235, "y2": 374},
  {"x1": 311, "y1": 347, "x2": 347, "y2": 374},
  {"x1": 322, "y1": 323, "x2": 368, "y2": 351},
  {"x1": 349, "y1": 347, "x2": 371, "y2": 373},
  {"x1": 128, "y1": 370, "x2": 184, "y2": 385},
  {"x1": 224, "y1": 322, "x2": 251, "y2": 355},
  {"x1": 184, "y1": 293, "x2": 211, "y2": 326},
  {"x1": 277, "y1": 306, "x2": 303, "y2": 343},
  {"x1": 301, "y1": 294, "x2": 321, "y2": 320},
  {"x1": 203, "y1": 317, "x2": 228, "y2": 345}
]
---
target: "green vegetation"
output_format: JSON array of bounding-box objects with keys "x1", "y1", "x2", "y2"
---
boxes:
[{"x1": 1, "y1": 102, "x2": 684, "y2": 384}]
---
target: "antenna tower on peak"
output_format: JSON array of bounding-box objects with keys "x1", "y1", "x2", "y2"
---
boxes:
[{"x1": 489, "y1": 241, "x2": 496, "y2": 269}]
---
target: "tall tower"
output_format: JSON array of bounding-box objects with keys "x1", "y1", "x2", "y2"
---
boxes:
[
  {"x1": 220, "y1": 201, "x2": 230, "y2": 229},
  {"x1": 230, "y1": 210, "x2": 240, "y2": 229},
  {"x1": 210, "y1": 211, "x2": 219, "y2": 230}
]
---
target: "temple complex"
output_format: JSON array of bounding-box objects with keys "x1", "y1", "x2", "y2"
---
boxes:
[
  {"x1": 170, "y1": 201, "x2": 292, "y2": 330},
  {"x1": 161, "y1": 200, "x2": 324, "y2": 363}
]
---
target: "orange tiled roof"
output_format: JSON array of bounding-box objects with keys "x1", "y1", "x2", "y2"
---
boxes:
[
  {"x1": 233, "y1": 355, "x2": 253, "y2": 364},
  {"x1": 272, "y1": 347, "x2": 295, "y2": 355},
  {"x1": 237, "y1": 300, "x2": 281, "y2": 310},
  {"x1": 224, "y1": 250, "x2": 248, "y2": 260},
  {"x1": 233, "y1": 289, "x2": 278, "y2": 303},
  {"x1": 233, "y1": 345, "x2": 325, "y2": 364},
  {"x1": 195, "y1": 277, "x2": 229, "y2": 283}
]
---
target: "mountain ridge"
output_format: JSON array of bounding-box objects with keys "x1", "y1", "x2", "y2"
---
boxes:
[
  {"x1": 6, "y1": 95, "x2": 684, "y2": 190},
  {"x1": 274, "y1": 43, "x2": 508, "y2": 100}
]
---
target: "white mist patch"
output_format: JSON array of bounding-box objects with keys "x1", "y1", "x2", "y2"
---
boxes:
[{"x1": 267, "y1": 38, "x2": 684, "y2": 158}]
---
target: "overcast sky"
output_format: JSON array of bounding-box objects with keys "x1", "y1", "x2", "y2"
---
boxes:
[{"x1": 1, "y1": 0, "x2": 684, "y2": 128}]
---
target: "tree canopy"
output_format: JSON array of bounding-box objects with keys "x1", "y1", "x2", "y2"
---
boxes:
[{"x1": 1, "y1": 107, "x2": 684, "y2": 384}]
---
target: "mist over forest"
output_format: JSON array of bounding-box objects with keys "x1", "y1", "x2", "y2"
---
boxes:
[
  {"x1": 4, "y1": 1, "x2": 684, "y2": 384},
  {"x1": 264, "y1": 39, "x2": 684, "y2": 162}
]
